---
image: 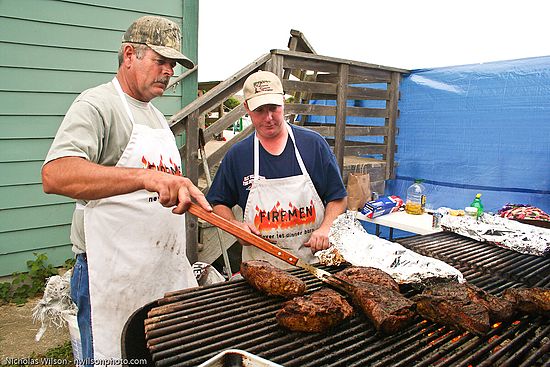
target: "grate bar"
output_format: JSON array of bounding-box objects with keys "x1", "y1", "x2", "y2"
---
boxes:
[
  {"x1": 501, "y1": 323, "x2": 550, "y2": 367},
  {"x1": 139, "y1": 232, "x2": 549, "y2": 367},
  {"x1": 400, "y1": 232, "x2": 550, "y2": 287},
  {"x1": 477, "y1": 320, "x2": 548, "y2": 367},
  {"x1": 454, "y1": 317, "x2": 538, "y2": 367}
]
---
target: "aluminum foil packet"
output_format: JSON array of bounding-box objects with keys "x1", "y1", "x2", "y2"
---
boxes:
[
  {"x1": 192, "y1": 262, "x2": 227, "y2": 286},
  {"x1": 441, "y1": 213, "x2": 550, "y2": 257},
  {"x1": 317, "y1": 211, "x2": 464, "y2": 284}
]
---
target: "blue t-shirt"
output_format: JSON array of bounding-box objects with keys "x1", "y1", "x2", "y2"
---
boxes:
[{"x1": 206, "y1": 124, "x2": 347, "y2": 212}]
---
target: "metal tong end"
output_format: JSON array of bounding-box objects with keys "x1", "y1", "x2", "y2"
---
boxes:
[
  {"x1": 296, "y1": 260, "x2": 355, "y2": 295},
  {"x1": 259, "y1": 237, "x2": 356, "y2": 295}
]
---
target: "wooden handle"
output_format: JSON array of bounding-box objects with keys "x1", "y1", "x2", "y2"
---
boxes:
[{"x1": 188, "y1": 203, "x2": 299, "y2": 266}]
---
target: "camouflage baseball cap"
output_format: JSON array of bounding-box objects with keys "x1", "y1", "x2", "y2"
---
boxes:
[{"x1": 122, "y1": 16, "x2": 194, "y2": 69}]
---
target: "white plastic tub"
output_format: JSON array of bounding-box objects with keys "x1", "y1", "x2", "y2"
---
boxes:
[{"x1": 197, "y1": 349, "x2": 283, "y2": 367}]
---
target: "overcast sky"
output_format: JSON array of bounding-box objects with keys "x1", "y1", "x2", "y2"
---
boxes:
[{"x1": 197, "y1": 0, "x2": 550, "y2": 82}]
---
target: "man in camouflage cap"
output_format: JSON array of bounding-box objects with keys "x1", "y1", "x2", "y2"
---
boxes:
[
  {"x1": 122, "y1": 15, "x2": 195, "y2": 69},
  {"x1": 42, "y1": 16, "x2": 210, "y2": 363}
]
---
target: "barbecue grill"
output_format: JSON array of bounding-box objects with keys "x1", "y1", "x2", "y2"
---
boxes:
[{"x1": 122, "y1": 232, "x2": 549, "y2": 366}]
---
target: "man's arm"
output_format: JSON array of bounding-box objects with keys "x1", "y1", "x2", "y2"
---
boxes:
[
  {"x1": 42, "y1": 156, "x2": 211, "y2": 214},
  {"x1": 303, "y1": 197, "x2": 348, "y2": 253}
]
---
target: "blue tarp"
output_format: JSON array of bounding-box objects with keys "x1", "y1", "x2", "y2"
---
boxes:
[
  {"x1": 309, "y1": 56, "x2": 550, "y2": 237},
  {"x1": 387, "y1": 56, "x2": 550, "y2": 214}
]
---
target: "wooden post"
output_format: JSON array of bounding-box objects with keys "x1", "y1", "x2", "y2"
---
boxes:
[
  {"x1": 268, "y1": 52, "x2": 284, "y2": 77},
  {"x1": 185, "y1": 109, "x2": 200, "y2": 264},
  {"x1": 334, "y1": 63, "x2": 349, "y2": 174},
  {"x1": 386, "y1": 72, "x2": 400, "y2": 179},
  {"x1": 283, "y1": 36, "x2": 298, "y2": 80}
]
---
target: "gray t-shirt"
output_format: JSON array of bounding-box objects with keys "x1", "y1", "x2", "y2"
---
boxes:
[{"x1": 45, "y1": 80, "x2": 167, "y2": 253}]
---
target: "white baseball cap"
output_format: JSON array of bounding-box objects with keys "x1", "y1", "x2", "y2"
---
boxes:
[{"x1": 243, "y1": 71, "x2": 284, "y2": 111}]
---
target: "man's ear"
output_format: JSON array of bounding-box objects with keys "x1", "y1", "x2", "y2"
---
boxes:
[
  {"x1": 243, "y1": 101, "x2": 250, "y2": 113},
  {"x1": 122, "y1": 44, "x2": 135, "y2": 67}
]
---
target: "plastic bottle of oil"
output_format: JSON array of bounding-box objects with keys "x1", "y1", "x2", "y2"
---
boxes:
[{"x1": 405, "y1": 179, "x2": 426, "y2": 215}]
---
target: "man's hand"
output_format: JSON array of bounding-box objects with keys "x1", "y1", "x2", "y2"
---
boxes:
[
  {"x1": 143, "y1": 170, "x2": 212, "y2": 214},
  {"x1": 303, "y1": 226, "x2": 330, "y2": 253},
  {"x1": 303, "y1": 198, "x2": 347, "y2": 253},
  {"x1": 212, "y1": 204, "x2": 260, "y2": 245},
  {"x1": 235, "y1": 221, "x2": 261, "y2": 246}
]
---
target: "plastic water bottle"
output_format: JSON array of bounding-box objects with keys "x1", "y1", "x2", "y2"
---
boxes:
[
  {"x1": 405, "y1": 179, "x2": 426, "y2": 215},
  {"x1": 470, "y1": 193, "x2": 484, "y2": 218}
]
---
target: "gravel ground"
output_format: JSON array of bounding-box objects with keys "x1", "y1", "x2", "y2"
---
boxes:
[{"x1": 0, "y1": 296, "x2": 71, "y2": 363}]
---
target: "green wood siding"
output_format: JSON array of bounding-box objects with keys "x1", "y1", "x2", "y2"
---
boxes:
[{"x1": 0, "y1": 0, "x2": 199, "y2": 276}]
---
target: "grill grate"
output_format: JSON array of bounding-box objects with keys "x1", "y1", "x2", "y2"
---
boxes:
[
  {"x1": 135, "y1": 232, "x2": 549, "y2": 366},
  {"x1": 397, "y1": 232, "x2": 550, "y2": 288}
]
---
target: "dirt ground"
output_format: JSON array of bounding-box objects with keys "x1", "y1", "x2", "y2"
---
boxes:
[{"x1": 0, "y1": 296, "x2": 71, "y2": 362}]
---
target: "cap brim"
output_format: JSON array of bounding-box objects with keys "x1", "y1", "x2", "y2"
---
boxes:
[
  {"x1": 148, "y1": 44, "x2": 195, "y2": 69},
  {"x1": 246, "y1": 93, "x2": 284, "y2": 111}
]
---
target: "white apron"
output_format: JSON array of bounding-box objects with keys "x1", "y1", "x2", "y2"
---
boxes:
[
  {"x1": 82, "y1": 78, "x2": 197, "y2": 359},
  {"x1": 243, "y1": 124, "x2": 325, "y2": 269}
]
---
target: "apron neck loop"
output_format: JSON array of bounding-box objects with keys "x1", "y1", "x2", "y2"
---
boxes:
[
  {"x1": 111, "y1": 77, "x2": 168, "y2": 129},
  {"x1": 286, "y1": 124, "x2": 308, "y2": 174},
  {"x1": 253, "y1": 132, "x2": 260, "y2": 180},
  {"x1": 253, "y1": 124, "x2": 308, "y2": 181},
  {"x1": 112, "y1": 77, "x2": 135, "y2": 125}
]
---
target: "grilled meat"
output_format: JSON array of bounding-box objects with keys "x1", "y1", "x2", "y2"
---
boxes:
[
  {"x1": 475, "y1": 288, "x2": 515, "y2": 322},
  {"x1": 276, "y1": 288, "x2": 354, "y2": 333},
  {"x1": 352, "y1": 282, "x2": 416, "y2": 334},
  {"x1": 502, "y1": 287, "x2": 550, "y2": 315},
  {"x1": 240, "y1": 260, "x2": 306, "y2": 298},
  {"x1": 334, "y1": 266, "x2": 400, "y2": 292},
  {"x1": 415, "y1": 293, "x2": 490, "y2": 335},
  {"x1": 413, "y1": 282, "x2": 514, "y2": 335}
]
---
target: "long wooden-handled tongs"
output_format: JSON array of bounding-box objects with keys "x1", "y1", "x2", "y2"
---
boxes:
[
  {"x1": 198, "y1": 128, "x2": 233, "y2": 279},
  {"x1": 188, "y1": 203, "x2": 354, "y2": 294}
]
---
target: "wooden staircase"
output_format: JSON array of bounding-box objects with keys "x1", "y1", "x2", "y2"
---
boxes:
[{"x1": 169, "y1": 30, "x2": 410, "y2": 264}]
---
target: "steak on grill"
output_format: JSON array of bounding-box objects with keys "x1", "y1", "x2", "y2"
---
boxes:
[
  {"x1": 413, "y1": 282, "x2": 514, "y2": 335},
  {"x1": 351, "y1": 282, "x2": 416, "y2": 334},
  {"x1": 334, "y1": 266, "x2": 400, "y2": 292},
  {"x1": 276, "y1": 288, "x2": 354, "y2": 333},
  {"x1": 502, "y1": 287, "x2": 550, "y2": 315},
  {"x1": 240, "y1": 260, "x2": 306, "y2": 298}
]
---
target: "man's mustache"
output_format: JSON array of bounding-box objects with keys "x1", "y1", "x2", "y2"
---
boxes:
[{"x1": 154, "y1": 77, "x2": 170, "y2": 87}]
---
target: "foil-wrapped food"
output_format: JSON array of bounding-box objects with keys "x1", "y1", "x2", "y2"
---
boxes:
[
  {"x1": 317, "y1": 212, "x2": 464, "y2": 285},
  {"x1": 441, "y1": 213, "x2": 550, "y2": 257}
]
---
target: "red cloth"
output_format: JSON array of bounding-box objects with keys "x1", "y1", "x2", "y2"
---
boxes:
[{"x1": 498, "y1": 203, "x2": 550, "y2": 222}]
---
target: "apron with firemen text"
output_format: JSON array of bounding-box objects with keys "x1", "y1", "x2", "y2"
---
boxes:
[
  {"x1": 243, "y1": 124, "x2": 325, "y2": 269},
  {"x1": 82, "y1": 78, "x2": 197, "y2": 360}
]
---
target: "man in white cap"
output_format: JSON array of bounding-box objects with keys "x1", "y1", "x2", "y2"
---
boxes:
[
  {"x1": 42, "y1": 16, "x2": 211, "y2": 362},
  {"x1": 207, "y1": 71, "x2": 347, "y2": 269}
]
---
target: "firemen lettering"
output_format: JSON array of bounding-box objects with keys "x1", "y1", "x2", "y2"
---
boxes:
[
  {"x1": 259, "y1": 206, "x2": 311, "y2": 222},
  {"x1": 254, "y1": 200, "x2": 317, "y2": 231}
]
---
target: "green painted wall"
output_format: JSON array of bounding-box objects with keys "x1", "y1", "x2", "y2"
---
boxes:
[{"x1": 0, "y1": 0, "x2": 199, "y2": 276}]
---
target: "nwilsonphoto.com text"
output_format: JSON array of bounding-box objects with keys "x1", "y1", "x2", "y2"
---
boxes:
[{"x1": 2, "y1": 357, "x2": 148, "y2": 365}]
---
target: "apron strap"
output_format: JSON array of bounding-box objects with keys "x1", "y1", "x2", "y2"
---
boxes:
[
  {"x1": 253, "y1": 133, "x2": 260, "y2": 181},
  {"x1": 150, "y1": 105, "x2": 170, "y2": 130},
  {"x1": 112, "y1": 77, "x2": 167, "y2": 128},
  {"x1": 253, "y1": 124, "x2": 309, "y2": 181},
  {"x1": 112, "y1": 77, "x2": 135, "y2": 125},
  {"x1": 286, "y1": 124, "x2": 309, "y2": 176}
]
